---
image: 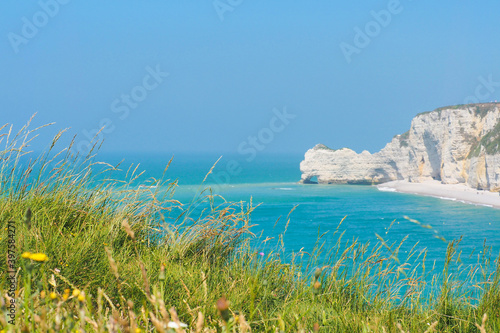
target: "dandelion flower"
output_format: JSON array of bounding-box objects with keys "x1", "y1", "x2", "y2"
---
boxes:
[
  {"x1": 21, "y1": 252, "x2": 31, "y2": 259},
  {"x1": 50, "y1": 292, "x2": 57, "y2": 300},
  {"x1": 72, "y1": 289, "x2": 80, "y2": 297},
  {"x1": 29, "y1": 253, "x2": 48, "y2": 262},
  {"x1": 63, "y1": 289, "x2": 70, "y2": 301},
  {"x1": 78, "y1": 292, "x2": 85, "y2": 302}
]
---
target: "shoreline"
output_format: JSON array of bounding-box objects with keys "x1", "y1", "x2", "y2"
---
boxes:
[{"x1": 377, "y1": 180, "x2": 500, "y2": 209}]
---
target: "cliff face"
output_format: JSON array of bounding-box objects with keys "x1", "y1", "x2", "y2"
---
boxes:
[{"x1": 300, "y1": 103, "x2": 500, "y2": 191}]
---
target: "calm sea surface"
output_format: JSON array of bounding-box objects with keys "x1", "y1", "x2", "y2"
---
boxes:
[{"x1": 98, "y1": 152, "x2": 500, "y2": 279}]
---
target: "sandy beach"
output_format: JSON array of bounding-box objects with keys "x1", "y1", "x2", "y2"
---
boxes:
[{"x1": 377, "y1": 180, "x2": 500, "y2": 209}]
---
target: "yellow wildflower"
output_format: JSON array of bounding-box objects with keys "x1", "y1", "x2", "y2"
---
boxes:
[
  {"x1": 78, "y1": 293, "x2": 85, "y2": 302},
  {"x1": 29, "y1": 253, "x2": 48, "y2": 262},
  {"x1": 21, "y1": 252, "x2": 31, "y2": 259},
  {"x1": 72, "y1": 289, "x2": 80, "y2": 297},
  {"x1": 40, "y1": 291, "x2": 46, "y2": 298},
  {"x1": 50, "y1": 292, "x2": 57, "y2": 300},
  {"x1": 135, "y1": 328, "x2": 142, "y2": 333}
]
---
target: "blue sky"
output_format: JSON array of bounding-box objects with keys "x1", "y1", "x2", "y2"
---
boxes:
[{"x1": 1, "y1": 1, "x2": 500, "y2": 155}]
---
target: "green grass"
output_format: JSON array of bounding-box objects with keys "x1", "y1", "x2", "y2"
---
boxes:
[
  {"x1": 397, "y1": 131, "x2": 410, "y2": 148},
  {"x1": 468, "y1": 119, "x2": 500, "y2": 157},
  {"x1": 313, "y1": 144, "x2": 335, "y2": 151},
  {"x1": 1, "y1": 120, "x2": 500, "y2": 332},
  {"x1": 417, "y1": 102, "x2": 499, "y2": 119}
]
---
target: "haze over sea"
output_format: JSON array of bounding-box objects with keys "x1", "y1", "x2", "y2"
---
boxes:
[{"x1": 101, "y1": 152, "x2": 500, "y2": 274}]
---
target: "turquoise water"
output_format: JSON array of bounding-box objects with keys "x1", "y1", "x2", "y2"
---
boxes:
[{"x1": 100, "y1": 153, "x2": 500, "y2": 276}]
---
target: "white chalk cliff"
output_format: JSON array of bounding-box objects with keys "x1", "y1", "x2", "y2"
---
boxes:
[{"x1": 300, "y1": 103, "x2": 500, "y2": 191}]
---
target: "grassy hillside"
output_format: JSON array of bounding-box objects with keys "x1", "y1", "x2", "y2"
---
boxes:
[{"x1": 1, "y1": 122, "x2": 500, "y2": 332}]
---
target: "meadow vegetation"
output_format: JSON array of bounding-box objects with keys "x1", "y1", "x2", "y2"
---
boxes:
[{"x1": 0, "y1": 120, "x2": 499, "y2": 332}]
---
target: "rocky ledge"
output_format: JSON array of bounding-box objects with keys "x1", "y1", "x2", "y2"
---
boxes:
[{"x1": 300, "y1": 103, "x2": 500, "y2": 191}]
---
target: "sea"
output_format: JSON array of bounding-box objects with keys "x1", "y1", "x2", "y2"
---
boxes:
[{"x1": 96, "y1": 151, "x2": 500, "y2": 282}]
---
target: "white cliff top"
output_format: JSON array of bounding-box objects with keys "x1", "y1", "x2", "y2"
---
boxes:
[{"x1": 300, "y1": 103, "x2": 500, "y2": 191}]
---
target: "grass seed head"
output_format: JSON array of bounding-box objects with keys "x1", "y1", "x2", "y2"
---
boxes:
[
  {"x1": 24, "y1": 207, "x2": 32, "y2": 228},
  {"x1": 159, "y1": 264, "x2": 166, "y2": 281},
  {"x1": 122, "y1": 219, "x2": 135, "y2": 240},
  {"x1": 314, "y1": 268, "x2": 322, "y2": 280}
]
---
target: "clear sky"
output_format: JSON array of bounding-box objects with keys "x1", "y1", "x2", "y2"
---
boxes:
[{"x1": 1, "y1": 1, "x2": 500, "y2": 155}]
